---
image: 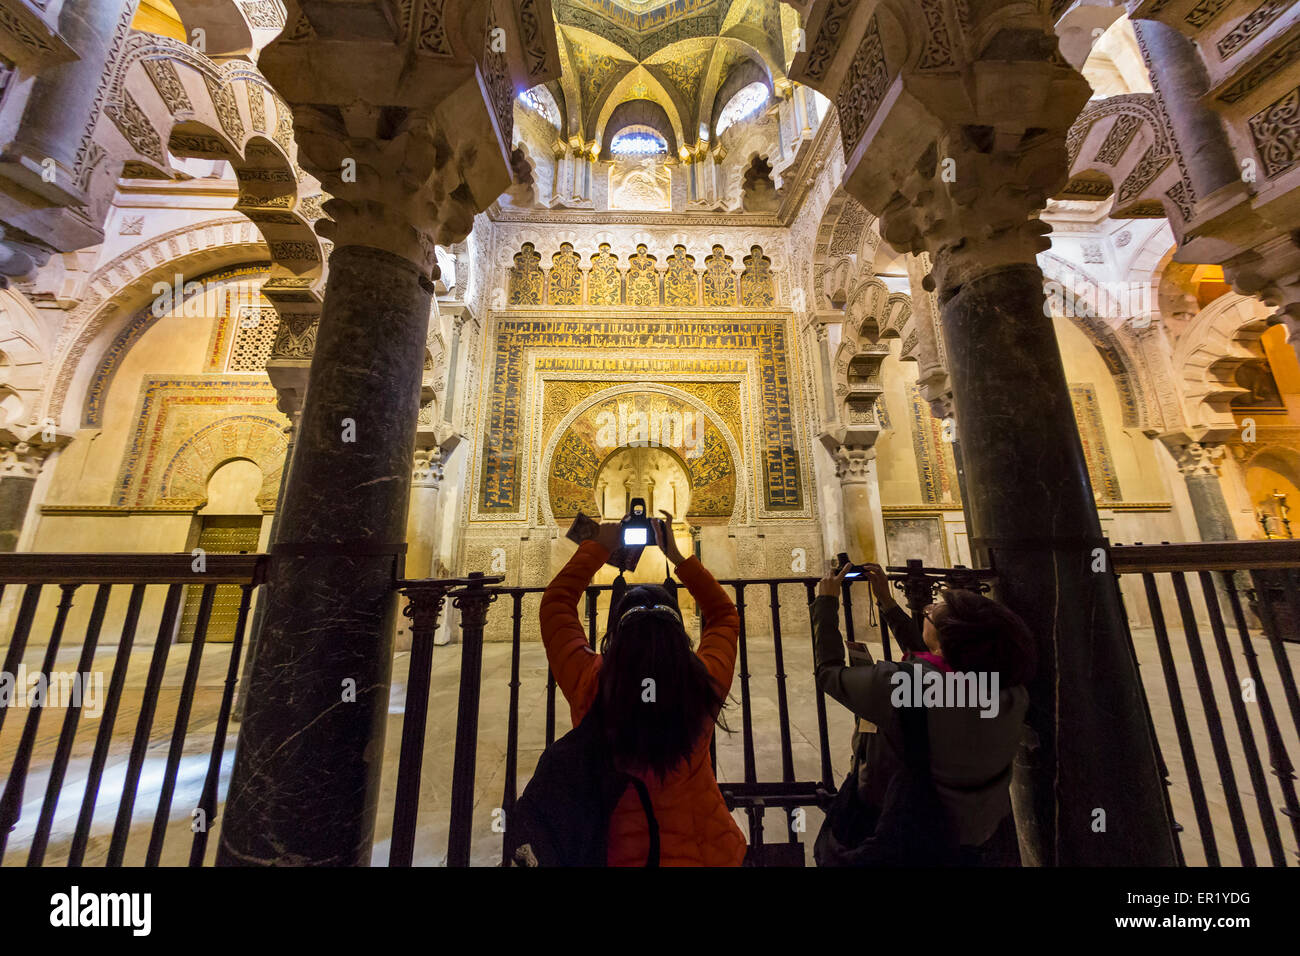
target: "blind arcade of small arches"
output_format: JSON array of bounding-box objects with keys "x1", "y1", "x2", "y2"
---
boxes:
[{"x1": 506, "y1": 241, "x2": 778, "y2": 309}]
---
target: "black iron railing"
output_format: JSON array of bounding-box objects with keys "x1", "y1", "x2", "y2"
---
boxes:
[
  {"x1": 390, "y1": 559, "x2": 992, "y2": 867},
  {"x1": 1111, "y1": 541, "x2": 1300, "y2": 866},
  {"x1": 5, "y1": 543, "x2": 1296, "y2": 868},
  {"x1": 0, "y1": 553, "x2": 265, "y2": 866}
]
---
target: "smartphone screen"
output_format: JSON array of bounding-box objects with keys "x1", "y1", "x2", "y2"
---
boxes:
[{"x1": 623, "y1": 527, "x2": 648, "y2": 546}]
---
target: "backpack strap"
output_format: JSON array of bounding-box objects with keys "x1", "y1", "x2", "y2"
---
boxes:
[{"x1": 625, "y1": 776, "x2": 660, "y2": 867}]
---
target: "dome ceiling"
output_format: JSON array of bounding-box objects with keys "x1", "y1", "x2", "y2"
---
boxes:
[{"x1": 543, "y1": 0, "x2": 793, "y2": 150}]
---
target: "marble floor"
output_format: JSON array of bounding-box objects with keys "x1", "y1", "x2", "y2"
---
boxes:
[{"x1": 1, "y1": 621, "x2": 1296, "y2": 867}]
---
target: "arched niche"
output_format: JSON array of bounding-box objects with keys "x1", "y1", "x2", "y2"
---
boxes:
[
  {"x1": 1243, "y1": 447, "x2": 1300, "y2": 537},
  {"x1": 158, "y1": 416, "x2": 287, "y2": 510},
  {"x1": 539, "y1": 384, "x2": 746, "y2": 529},
  {"x1": 199, "y1": 457, "x2": 266, "y2": 515}
]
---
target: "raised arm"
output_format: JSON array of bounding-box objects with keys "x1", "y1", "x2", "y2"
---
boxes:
[
  {"x1": 655, "y1": 512, "x2": 738, "y2": 695},
  {"x1": 811, "y1": 566, "x2": 901, "y2": 724},
  {"x1": 538, "y1": 539, "x2": 609, "y2": 720}
]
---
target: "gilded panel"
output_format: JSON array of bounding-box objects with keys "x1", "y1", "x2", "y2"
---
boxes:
[
  {"x1": 546, "y1": 391, "x2": 736, "y2": 520},
  {"x1": 547, "y1": 242, "x2": 583, "y2": 305},
  {"x1": 740, "y1": 245, "x2": 775, "y2": 309},
  {"x1": 587, "y1": 243, "x2": 622, "y2": 305},
  {"x1": 480, "y1": 316, "x2": 802, "y2": 515},
  {"x1": 703, "y1": 245, "x2": 737, "y2": 307},
  {"x1": 507, "y1": 242, "x2": 544, "y2": 305},
  {"x1": 626, "y1": 244, "x2": 660, "y2": 307},
  {"x1": 664, "y1": 245, "x2": 698, "y2": 306}
]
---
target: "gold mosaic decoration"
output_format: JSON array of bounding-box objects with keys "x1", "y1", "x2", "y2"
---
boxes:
[
  {"x1": 740, "y1": 245, "x2": 775, "y2": 309},
  {"x1": 703, "y1": 245, "x2": 738, "y2": 307},
  {"x1": 664, "y1": 245, "x2": 698, "y2": 306},
  {"x1": 626, "y1": 243, "x2": 660, "y2": 307},
  {"x1": 547, "y1": 390, "x2": 737, "y2": 519},
  {"x1": 587, "y1": 243, "x2": 622, "y2": 305},
  {"x1": 503, "y1": 241, "x2": 765, "y2": 309},
  {"x1": 508, "y1": 242, "x2": 544, "y2": 305},
  {"x1": 547, "y1": 242, "x2": 584, "y2": 305}
]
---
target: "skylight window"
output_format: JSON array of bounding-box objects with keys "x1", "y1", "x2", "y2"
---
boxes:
[
  {"x1": 518, "y1": 86, "x2": 560, "y2": 128},
  {"x1": 610, "y1": 125, "x2": 668, "y2": 156},
  {"x1": 715, "y1": 82, "x2": 769, "y2": 136}
]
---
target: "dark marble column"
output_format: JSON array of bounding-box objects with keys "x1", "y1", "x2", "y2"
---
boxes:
[
  {"x1": 0, "y1": 475, "x2": 36, "y2": 552},
  {"x1": 1161, "y1": 440, "x2": 1238, "y2": 542},
  {"x1": 217, "y1": 245, "x2": 430, "y2": 866},
  {"x1": 1186, "y1": 474, "x2": 1237, "y2": 542},
  {"x1": 943, "y1": 263, "x2": 1179, "y2": 866}
]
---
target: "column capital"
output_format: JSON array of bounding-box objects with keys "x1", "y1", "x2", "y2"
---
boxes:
[
  {"x1": 412, "y1": 446, "x2": 445, "y2": 488},
  {"x1": 879, "y1": 127, "x2": 1073, "y2": 297},
  {"x1": 791, "y1": 3, "x2": 1089, "y2": 298},
  {"x1": 0, "y1": 436, "x2": 61, "y2": 479},
  {"x1": 828, "y1": 443, "x2": 876, "y2": 486},
  {"x1": 261, "y1": 1, "x2": 562, "y2": 278},
  {"x1": 1159, "y1": 432, "x2": 1226, "y2": 478},
  {"x1": 294, "y1": 104, "x2": 484, "y2": 279},
  {"x1": 413, "y1": 425, "x2": 463, "y2": 487}
]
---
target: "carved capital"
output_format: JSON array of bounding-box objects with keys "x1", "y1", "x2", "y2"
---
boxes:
[
  {"x1": 0, "y1": 438, "x2": 56, "y2": 479},
  {"x1": 1161, "y1": 436, "x2": 1226, "y2": 479},
  {"x1": 829, "y1": 443, "x2": 876, "y2": 486},
  {"x1": 295, "y1": 104, "x2": 481, "y2": 277},
  {"x1": 412, "y1": 446, "x2": 446, "y2": 487},
  {"x1": 879, "y1": 127, "x2": 1070, "y2": 297}
]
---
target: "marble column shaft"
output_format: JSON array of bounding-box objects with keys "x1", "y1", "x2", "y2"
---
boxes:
[
  {"x1": 0, "y1": 475, "x2": 36, "y2": 552},
  {"x1": 1185, "y1": 473, "x2": 1237, "y2": 542},
  {"x1": 943, "y1": 263, "x2": 1178, "y2": 866},
  {"x1": 217, "y1": 245, "x2": 430, "y2": 866}
]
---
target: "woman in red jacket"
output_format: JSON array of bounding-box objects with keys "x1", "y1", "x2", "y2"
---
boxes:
[{"x1": 538, "y1": 511, "x2": 747, "y2": 866}]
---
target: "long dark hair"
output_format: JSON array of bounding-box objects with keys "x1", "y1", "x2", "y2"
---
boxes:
[{"x1": 598, "y1": 583, "x2": 728, "y2": 778}]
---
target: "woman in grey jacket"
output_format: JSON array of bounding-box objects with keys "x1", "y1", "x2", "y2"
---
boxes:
[{"x1": 812, "y1": 562, "x2": 1036, "y2": 866}]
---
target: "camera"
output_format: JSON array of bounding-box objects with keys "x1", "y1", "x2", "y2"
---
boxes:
[
  {"x1": 621, "y1": 498, "x2": 653, "y2": 547},
  {"x1": 836, "y1": 552, "x2": 867, "y2": 579}
]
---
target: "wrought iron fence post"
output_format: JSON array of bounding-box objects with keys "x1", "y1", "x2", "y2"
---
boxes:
[
  {"x1": 898, "y1": 559, "x2": 933, "y2": 619},
  {"x1": 389, "y1": 580, "x2": 452, "y2": 867},
  {"x1": 446, "y1": 573, "x2": 498, "y2": 866}
]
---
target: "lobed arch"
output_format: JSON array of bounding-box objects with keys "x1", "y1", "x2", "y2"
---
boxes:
[
  {"x1": 86, "y1": 31, "x2": 326, "y2": 362},
  {"x1": 1174, "y1": 291, "x2": 1276, "y2": 439},
  {"x1": 1060, "y1": 92, "x2": 1187, "y2": 227},
  {"x1": 170, "y1": 0, "x2": 288, "y2": 59},
  {"x1": 0, "y1": 288, "x2": 53, "y2": 439},
  {"x1": 812, "y1": 188, "x2": 879, "y2": 309}
]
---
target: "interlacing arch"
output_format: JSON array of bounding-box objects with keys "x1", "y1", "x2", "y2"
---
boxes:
[
  {"x1": 170, "y1": 0, "x2": 288, "y2": 59},
  {"x1": 86, "y1": 29, "x2": 326, "y2": 362}
]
